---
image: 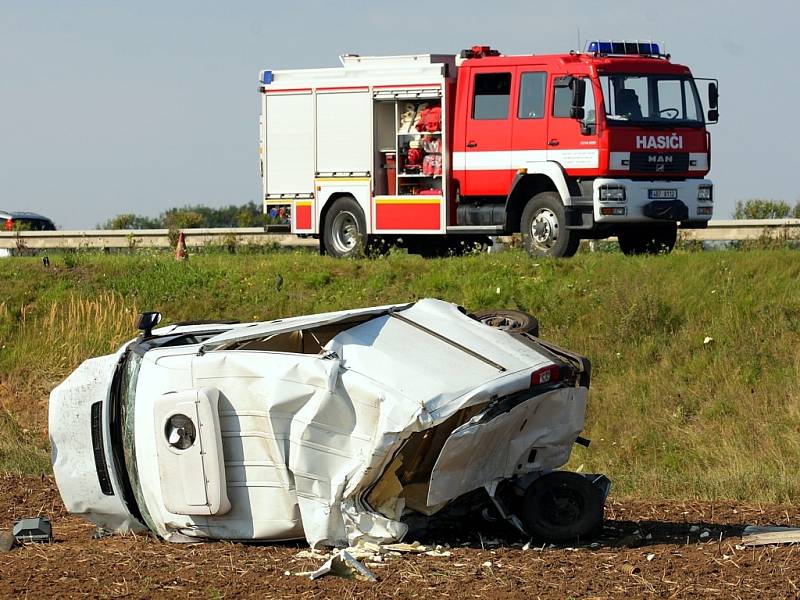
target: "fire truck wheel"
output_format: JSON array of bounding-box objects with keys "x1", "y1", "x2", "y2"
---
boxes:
[
  {"x1": 617, "y1": 224, "x2": 677, "y2": 255},
  {"x1": 472, "y1": 309, "x2": 539, "y2": 336},
  {"x1": 521, "y1": 192, "x2": 580, "y2": 258},
  {"x1": 323, "y1": 197, "x2": 367, "y2": 258}
]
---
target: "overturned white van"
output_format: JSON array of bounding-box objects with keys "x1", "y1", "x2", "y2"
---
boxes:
[{"x1": 50, "y1": 298, "x2": 608, "y2": 547}]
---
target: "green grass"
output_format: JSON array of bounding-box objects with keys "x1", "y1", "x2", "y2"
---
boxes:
[{"x1": 1, "y1": 248, "x2": 799, "y2": 503}]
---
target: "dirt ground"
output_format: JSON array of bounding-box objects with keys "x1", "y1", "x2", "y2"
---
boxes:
[{"x1": 1, "y1": 474, "x2": 799, "y2": 599}]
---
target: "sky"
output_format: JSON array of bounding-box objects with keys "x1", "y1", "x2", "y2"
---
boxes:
[{"x1": 1, "y1": 0, "x2": 797, "y2": 229}]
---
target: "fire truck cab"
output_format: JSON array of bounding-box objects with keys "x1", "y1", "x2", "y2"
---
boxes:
[{"x1": 259, "y1": 42, "x2": 718, "y2": 257}]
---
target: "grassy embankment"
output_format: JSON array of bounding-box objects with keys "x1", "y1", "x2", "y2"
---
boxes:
[{"x1": 1, "y1": 249, "x2": 798, "y2": 502}]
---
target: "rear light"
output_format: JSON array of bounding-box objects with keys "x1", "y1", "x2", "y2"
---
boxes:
[
  {"x1": 531, "y1": 364, "x2": 561, "y2": 387},
  {"x1": 4, "y1": 219, "x2": 13, "y2": 231},
  {"x1": 697, "y1": 206, "x2": 713, "y2": 216}
]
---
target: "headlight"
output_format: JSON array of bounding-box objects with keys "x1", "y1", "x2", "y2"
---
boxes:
[
  {"x1": 599, "y1": 185, "x2": 626, "y2": 202},
  {"x1": 698, "y1": 186, "x2": 713, "y2": 202}
]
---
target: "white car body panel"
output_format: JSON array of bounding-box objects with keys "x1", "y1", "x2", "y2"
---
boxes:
[
  {"x1": 51, "y1": 299, "x2": 591, "y2": 547},
  {"x1": 49, "y1": 351, "x2": 145, "y2": 533}
]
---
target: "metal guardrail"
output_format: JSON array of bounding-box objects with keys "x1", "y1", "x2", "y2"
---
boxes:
[
  {"x1": 0, "y1": 227, "x2": 317, "y2": 250},
  {"x1": 679, "y1": 219, "x2": 800, "y2": 241},
  {"x1": 0, "y1": 220, "x2": 798, "y2": 251}
]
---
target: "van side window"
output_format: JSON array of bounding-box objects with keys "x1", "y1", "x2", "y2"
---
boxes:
[
  {"x1": 518, "y1": 72, "x2": 546, "y2": 119},
  {"x1": 472, "y1": 72, "x2": 512, "y2": 120}
]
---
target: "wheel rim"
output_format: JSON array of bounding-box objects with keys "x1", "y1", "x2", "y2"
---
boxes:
[
  {"x1": 541, "y1": 487, "x2": 585, "y2": 528},
  {"x1": 530, "y1": 208, "x2": 559, "y2": 250},
  {"x1": 330, "y1": 211, "x2": 360, "y2": 254},
  {"x1": 478, "y1": 314, "x2": 522, "y2": 331}
]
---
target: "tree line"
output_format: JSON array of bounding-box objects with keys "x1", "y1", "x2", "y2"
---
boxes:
[{"x1": 98, "y1": 202, "x2": 281, "y2": 230}]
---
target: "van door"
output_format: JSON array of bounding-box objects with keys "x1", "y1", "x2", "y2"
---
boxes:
[
  {"x1": 546, "y1": 75, "x2": 600, "y2": 175},
  {"x1": 461, "y1": 68, "x2": 514, "y2": 196}
]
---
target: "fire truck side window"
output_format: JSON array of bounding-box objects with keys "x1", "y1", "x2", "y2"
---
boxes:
[
  {"x1": 552, "y1": 77, "x2": 595, "y2": 126},
  {"x1": 552, "y1": 83, "x2": 573, "y2": 118},
  {"x1": 518, "y1": 72, "x2": 546, "y2": 119},
  {"x1": 472, "y1": 72, "x2": 512, "y2": 120}
]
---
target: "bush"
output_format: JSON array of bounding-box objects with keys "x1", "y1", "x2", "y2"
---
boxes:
[{"x1": 100, "y1": 202, "x2": 268, "y2": 230}]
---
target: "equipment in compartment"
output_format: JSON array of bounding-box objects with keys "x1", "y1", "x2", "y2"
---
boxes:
[
  {"x1": 383, "y1": 151, "x2": 397, "y2": 195},
  {"x1": 396, "y1": 99, "x2": 443, "y2": 192},
  {"x1": 421, "y1": 136, "x2": 442, "y2": 177}
]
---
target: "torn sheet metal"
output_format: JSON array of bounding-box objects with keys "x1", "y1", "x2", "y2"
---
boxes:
[{"x1": 50, "y1": 298, "x2": 599, "y2": 547}]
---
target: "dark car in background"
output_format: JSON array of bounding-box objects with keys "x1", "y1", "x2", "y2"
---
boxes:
[{"x1": 1, "y1": 210, "x2": 56, "y2": 231}]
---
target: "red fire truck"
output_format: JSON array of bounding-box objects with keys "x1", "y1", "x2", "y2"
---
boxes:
[{"x1": 259, "y1": 42, "x2": 718, "y2": 257}]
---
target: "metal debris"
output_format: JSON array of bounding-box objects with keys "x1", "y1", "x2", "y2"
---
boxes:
[
  {"x1": 741, "y1": 525, "x2": 800, "y2": 546},
  {"x1": 308, "y1": 549, "x2": 377, "y2": 582},
  {"x1": 12, "y1": 517, "x2": 52, "y2": 543}
]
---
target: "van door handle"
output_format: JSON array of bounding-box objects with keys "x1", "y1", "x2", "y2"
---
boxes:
[
  {"x1": 548, "y1": 139, "x2": 560, "y2": 146},
  {"x1": 466, "y1": 140, "x2": 478, "y2": 148}
]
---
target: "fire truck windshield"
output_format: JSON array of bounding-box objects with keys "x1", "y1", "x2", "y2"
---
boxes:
[{"x1": 599, "y1": 74, "x2": 704, "y2": 127}]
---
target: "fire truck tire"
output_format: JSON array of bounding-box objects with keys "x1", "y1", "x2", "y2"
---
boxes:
[
  {"x1": 323, "y1": 197, "x2": 367, "y2": 258},
  {"x1": 617, "y1": 224, "x2": 677, "y2": 255},
  {"x1": 521, "y1": 192, "x2": 580, "y2": 258},
  {"x1": 472, "y1": 309, "x2": 539, "y2": 336}
]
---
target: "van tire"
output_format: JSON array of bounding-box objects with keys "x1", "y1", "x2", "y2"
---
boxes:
[
  {"x1": 521, "y1": 192, "x2": 580, "y2": 258},
  {"x1": 472, "y1": 309, "x2": 539, "y2": 336},
  {"x1": 520, "y1": 471, "x2": 604, "y2": 542}
]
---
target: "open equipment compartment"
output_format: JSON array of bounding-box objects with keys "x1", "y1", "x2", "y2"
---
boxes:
[{"x1": 371, "y1": 84, "x2": 447, "y2": 234}]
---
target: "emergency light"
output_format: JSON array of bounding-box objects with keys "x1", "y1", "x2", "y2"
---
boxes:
[
  {"x1": 260, "y1": 70, "x2": 274, "y2": 85},
  {"x1": 585, "y1": 41, "x2": 662, "y2": 57},
  {"x1": 460, "y1": 45, "x2": 501, "y2": 59}
]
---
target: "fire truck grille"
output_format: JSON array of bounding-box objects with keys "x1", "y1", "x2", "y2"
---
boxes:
[{"x1": 629, "y1": 152, "x2": 690, "y2": 173}]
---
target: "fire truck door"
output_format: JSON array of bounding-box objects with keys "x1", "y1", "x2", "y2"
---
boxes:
[
  {"x1": 545, "y1": 74, "x2": 599, "y2": 174},
  {"x1": 511, "y1": 69, "x2": 548, "y2": 170},
  {"x1": 461, "y1": 68, "x2": 514, "y2": 196}
]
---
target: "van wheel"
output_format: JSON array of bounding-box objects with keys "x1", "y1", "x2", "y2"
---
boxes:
[
  {"x1": 472, "y1": 309, "x2": 539, "y2": 336},
  {"x1": 521, "y1": 192, "x2": 580, "y2": 258},
  {"x1": 323, "y1": 197, "x2": 367, "y2": 258},
  {"x1": 520, "y1": 472, "x2": 604, "y2": 542},
  {"x1": 617, "y1": 224, "x2": 677, "y2": 255}
]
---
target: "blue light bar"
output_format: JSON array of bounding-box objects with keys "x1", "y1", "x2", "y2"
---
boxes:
[
  {"x1": 260, "y1": 70, "x2": 274, "y2": 85},
  {"x1": 585, "y1": 41, "x2": 662, "y2": 56}
]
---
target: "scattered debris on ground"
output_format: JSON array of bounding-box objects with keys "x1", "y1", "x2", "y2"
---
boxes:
[
  {"x1": 3, "y1": 474, "x2": 800, "y2": 598},
  {"x1": 12, "y1": 517, "x2": 52, "y2": 544},
  {"x1": 0, "y1": 531, "x2": 14, "y2": 553},
  {"x1": 307, "y1": 549, "x2": 377, "y2": 582},
  {"x1": 741, "y1": 525, "x2": 800, "y2": 546}
]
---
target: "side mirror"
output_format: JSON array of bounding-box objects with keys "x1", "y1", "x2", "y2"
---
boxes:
[
  {"x1": 708, "y1": 82, "x2": 718, "y2": 109},
  {"x1": 137, "y1": 311, "x2": 162, "y2": 338},
  {"x1": 707, "y1": 108, "x2": 719, "y2": 122},
  {"x1": 570, "y1": 106, "x2": 585, "y2": 120}
]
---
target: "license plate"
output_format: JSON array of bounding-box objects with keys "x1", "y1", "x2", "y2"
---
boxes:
[{"x1": 648, "y1": 189, "x2": 678, "y2": 199}]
